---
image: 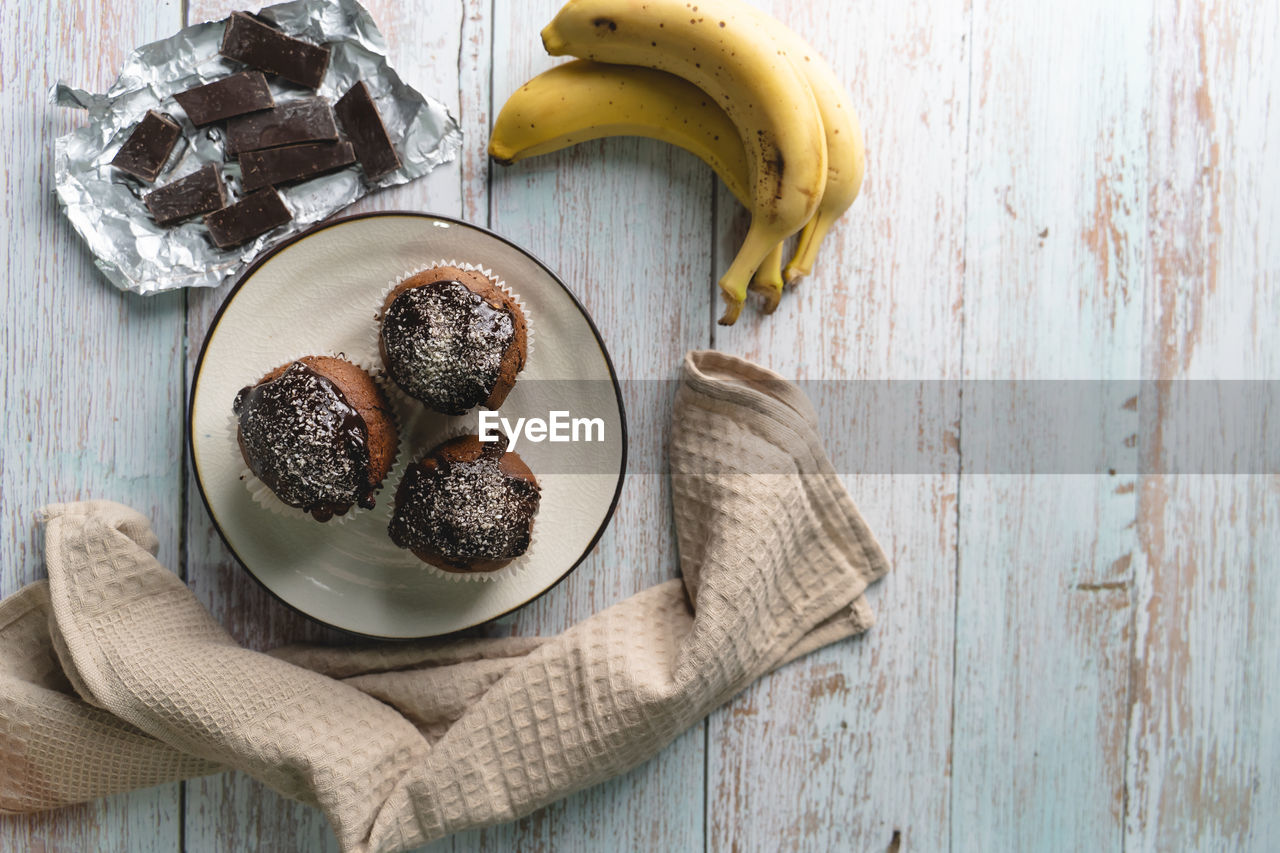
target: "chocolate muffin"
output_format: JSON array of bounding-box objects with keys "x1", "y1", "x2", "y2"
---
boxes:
[
  {"x1": 389, "y1": 433, "x2": 540, "y2": 573},
  {"x1": 233, "y1": 356, "x2": 397, "y2": 521},
  {"x1": 379, "y1": 265, "x2": 527, "y2": 415}
]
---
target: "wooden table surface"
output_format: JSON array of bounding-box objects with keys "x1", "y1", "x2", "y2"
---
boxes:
[{"x1": 3, "y1": 0, "x2": 1277, "y2": 850}]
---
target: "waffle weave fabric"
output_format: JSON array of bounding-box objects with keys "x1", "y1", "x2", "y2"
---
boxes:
[{"x1": 0, "y1": 350, "x2": 889, "y2": 852}]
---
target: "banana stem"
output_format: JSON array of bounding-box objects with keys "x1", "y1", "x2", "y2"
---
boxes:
[
  {"x1": 748, "y1": 242, "x2": 787, "y2": 314},
  {"x1": 783, "y1": 210, "x2": 838, "y2": 285},
  {"x1": 719, "y1": 223, "x2": 787, "y2": 325}
]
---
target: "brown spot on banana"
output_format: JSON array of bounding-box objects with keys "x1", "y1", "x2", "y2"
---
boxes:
[{"x1": 769, "y1": 152, "x2": 785, "y2": 199}]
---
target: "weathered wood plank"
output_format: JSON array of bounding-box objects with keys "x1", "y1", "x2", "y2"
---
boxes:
[
  {"x1": 457, "y1": 0, "x2": 493, "y2": 226},
  {"x1": 706, "y1": 1, "x2": 967, "y2": 850},
  {"x1": 0, "y1": 0, "x2": 186, "y2": 850},
  {"x1": 950, "y1": 0, "x2": 1151, "y2": 849},
  {"x1": 180, "y1": 0, "x2": 477, "y2": 849},
  {"x1": 1129, "y1": 0, "x2": 1280, "y2": 848}
]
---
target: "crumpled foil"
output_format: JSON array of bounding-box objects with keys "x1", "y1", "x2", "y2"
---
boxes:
[{"x1": 53, "y1": 0, "x2": 462, "y2": 295}]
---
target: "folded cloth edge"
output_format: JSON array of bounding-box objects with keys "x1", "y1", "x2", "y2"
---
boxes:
[
  {"x1": 677, "y1": 350, "x2": 891, "y2": 670},
  {"x1": 682, "y1": 350, "x2": 890, "y2": 586}
]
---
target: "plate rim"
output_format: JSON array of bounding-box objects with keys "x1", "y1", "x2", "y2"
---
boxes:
[{"x1": 187, "y1": 210, "x2": 629, "y2": 640}]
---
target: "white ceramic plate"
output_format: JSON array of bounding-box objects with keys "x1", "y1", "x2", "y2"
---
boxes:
[{"x1": 189, "y1": 212, "x2": 626, "y2": 638}]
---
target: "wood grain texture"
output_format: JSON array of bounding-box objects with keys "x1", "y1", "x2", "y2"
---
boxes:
[
  {"x1": 1129, "y1": 1, "x2": 1280, "y2": 849},
  {"x1": 706, "y1": 1, "x2": 966, "y2": 850},
  {"x1": 0, "y1": 0, "x2": 187, "y2": 850},
  {"x1": 950, "y1": 0, "x2": 1149, "y2": 849}
]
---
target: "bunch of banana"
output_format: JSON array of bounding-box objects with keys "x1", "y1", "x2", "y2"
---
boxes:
[
  {"x1": 488, "y1": 0, "x2": 865, "y2": 325},
  {"x1": 488, "y1": 60, "x2": 788, "y2": 294}
]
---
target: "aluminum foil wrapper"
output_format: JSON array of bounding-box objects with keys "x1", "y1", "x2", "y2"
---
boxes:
[{"x1": 53, "y1": 0, "x2": 462, "y2": 295}]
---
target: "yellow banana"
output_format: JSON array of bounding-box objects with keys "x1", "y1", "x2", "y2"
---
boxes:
[
  {"x1": 766, "y1": 26, "x2": 866, "y2": 285},
  {"x1": 541, "y1": 0, "x2": 827, "y2": 324},
  {"x1": 488, "y1": 59, "x2": 783, "y2": 294}
]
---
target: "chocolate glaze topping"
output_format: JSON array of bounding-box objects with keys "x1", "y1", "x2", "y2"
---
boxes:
[
  {"x1": 381, "y1": 279, "x2": 515, "y2": 415},
  {"x1": 389, "y1": 435, "x2": 540, "y2": 568},
  {"x1": 233, "y1": 361, "x2": 376, "y2": 521}
]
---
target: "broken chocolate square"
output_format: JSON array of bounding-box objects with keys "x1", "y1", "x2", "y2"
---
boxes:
[
  {"x1": 334, "y1": 81, "x2": 401, "y2": 181},
  {"x1": 174, "y1": 71, "x2": 275, "y2": 126},
  {"x1": 225, "y1": 97, "x2": 338, "y2": 155},
  {"x1": 239, "y1": 141, "x2": 356, "y2": 191},
  {"x1": 203, "y1": 187, "x2": 292, "y2": 248},
  {"x1": 219, "y1": 11, "x2": 331, "y2": 90},
  {"x1": 111, "y1": 110, "x2": 182, "y2": 182},
  {"x1": 144, "y1": 164, "x2": 227, "y2": 225}
]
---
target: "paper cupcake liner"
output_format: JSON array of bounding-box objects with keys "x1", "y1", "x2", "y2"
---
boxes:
[
  {"x1": 389, "y1": 427, "x2": 540, "y2": 583},
  {"x1": 371, "y1": 258, "x2": 535, "y2": 414},
  {"x1": 229, "y1": 352, "x2": 406, "y2": 525}
]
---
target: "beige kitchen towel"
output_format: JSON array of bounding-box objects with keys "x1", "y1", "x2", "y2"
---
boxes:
[{"x1": 0, "y1": 350, "x2": 889, "y2": 852}]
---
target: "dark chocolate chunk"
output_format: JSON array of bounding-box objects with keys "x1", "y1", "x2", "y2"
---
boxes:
[
  {"x1": 334, "y1": 81, "x2": 401, "y2": 181},
  {"x1": 225, "y1": 97, "x2": 338, "y2": 155},
  {"x1": 173, "y1": 71, "x2": 275, "y2": 126},
  {"x1": 233, "y1": 361, "x2": 375, "y2": 519},
  {"x1": 219, "y1": 11, "x2": 331, "y2": 89},
  {"x1": 239, "y1": 141, "x2": 355, "y2": 190},
  {"x1": 203, "y1": 187, "x2": 291, "y2": 248},
  {"x1": 144, "y1": 164, "x2": 227, "y2": 225},
  {"x1": 111, "y1": 110, "x2": 182, "y2": 182}
]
